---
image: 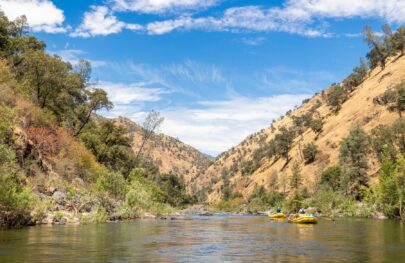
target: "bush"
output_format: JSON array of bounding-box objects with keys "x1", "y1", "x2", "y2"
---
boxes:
[
  {"x1": 320, "y1": 166, "x2": 342, "y2": 191},
  {"x1": 0, "y1": 143, "x2": 33, "y2": 228},
  {"x1": 307, "y1": 186, "x2": 356, "y2": 216},
  {"x1": 95, "y1": 169, "x2": 127, "y2": 199},
  {"x1": 327, "y1": 84, "x2": 348, "y2": 112},
  {"x1": 302, "y1": 143, "x2": 318, "y2": 164},
  {"x1": 339, "y1": 125, "x2": 370, "y2": 198}
]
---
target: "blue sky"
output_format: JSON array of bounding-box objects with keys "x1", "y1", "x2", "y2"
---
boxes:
[{"x1": 1, "y1": 0, "x2": 404, "y2": 155}]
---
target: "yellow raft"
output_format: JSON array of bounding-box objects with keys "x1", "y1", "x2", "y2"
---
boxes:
[
  {"x1": 288, "y1": 214, "x2": 318, "y2": 224},
  {"x1": 268, "y1": 213, "x2": 287, "y2": 219}
]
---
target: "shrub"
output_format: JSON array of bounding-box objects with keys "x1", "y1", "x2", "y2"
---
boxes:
[
  {"x1": 302, "y1": 143, "x2": 318, "y2": 164},
  {"x1": 0, "y1": 143, "x2": 33, "y2": 228},
  {"x1": 320, "y1": 166, "x2": 342, "y2": 191},
  {"x1": 327, "y1": 84, "x2": 348, "y2": 112},
  {"x1": 95, "y1": 169, "x2": 127, "y2": 199},
  {"x1": 339, "y1": 125, "x2": 370, "y2": 198},
  {"x1": 307, "y1": 186, "x2": 356, "y2": 216}
]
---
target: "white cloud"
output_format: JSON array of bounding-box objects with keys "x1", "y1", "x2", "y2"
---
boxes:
[
  {"x1": 0, "y1": 0, "x2": 65, "y2": 33},
  {"x1": 112, "y1": 0, "x2": 219, "y2": 14},
  {"x1": 159, "y1": 94, "x2": 309, "y2": 155},
  {"x1": 145, "y1": 6, "x2": 327, "y2": 36},
  {"x1": 98, "y1": 81, "x2": 169, "y2": 104},
  {"x1": 71, "y1": 6, "x2": 143, "y2": 37},
  {"x1": 145, "y1": 0, "x2": 405, "y2": 35}
]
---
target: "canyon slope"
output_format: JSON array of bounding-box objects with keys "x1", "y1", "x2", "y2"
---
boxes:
[
  {"x1": 114, "y1": 117, "x2": 213, "y2": 190},
  {"x1": 193, "y1": 54, "x2": 405, "y2": 203}
]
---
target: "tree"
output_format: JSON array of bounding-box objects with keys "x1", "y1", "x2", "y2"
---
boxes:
[
  {"x1": 391, "y1": 27, "x2": 405, "y2": 56},
  {"x1": 320, "y1": 166, "x2": 342, "y2": 191},
  {"x1": 135, "y1": 110, "x2": 164, "y2": 161},
  {"x1": 309, "y1": 118, "x2": 323, "y2": 136},
  {"x1": 18, "y1": 51, "x2": 69, "y2": 108},
  {"x1": 381, "y1": 81, "x2": 405, "y2": 118},
  {"x1": 364, "y1": 25, "x2": 391, "y2": 70},
  {"x1": 74, "y1": 59, "x2": 92, "y2": 84},
  {"x1": 343, "y1": 59, "x2": 368, "y2": 92},
  {"x1": 269, "y1": 171, "x2": 278, "y2": 192},
  {"x1": 339, "y1": 125, "x2": 370, "y2": 198},
  {"x1": 378, "y1": 154, "x2": 405, "y2": 219},
  {"x1": 0, "y1": 10, "x2": 10, "y2": 55},
  {"x1": 327, "y1": 84, "x2": 348, "y2": 112},
  {"x1": 302, "y1": 142, "x2": 318, "y2": 164},
  {"x1": 9, "y1": 15, "x2": 29, "y2": 37},
  {"x1": 75, "y1": 88, "x2": 113, "y2": 136},
  {"x1": 273, "y1": 126, "x2": 295, "y2": 164},
  {"x1": 289, "y1": 161, "x2": 302, "y2": 190},
  {"x1": 81, "y1": 120, "x2": 136, "y2": 177}
]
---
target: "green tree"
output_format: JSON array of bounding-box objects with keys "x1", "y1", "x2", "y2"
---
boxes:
[
  {"x1": 327, "y1": 84, "x2": 348, "y2": 112},
  {"x1": 0, "y1": 143, "x2": 33, "y2": 228},
  {"x1": 81, "y1": 120, "x2": 136, "y2": 176},
  {"x1": 75, "y1": 88, "x2": 112, "y2": 136},
  {"x1": 378, "y1": 153, "x2": 405, "y2": 219},
  {"x1": 309, "y1": 118, "x2": 323, "y2": 136},
  {"x1": 320, "y1": 166, "x2": 342, "y2": 191},
  {"x1": 391, "y1": 26, "x2": 405, "y2": 56},
  {"x1": 302, "y1": 142, "x2": 318, "y2": 164},
  {"x1": 289, "y1": 161, "x2": 302, "y2": 190},
  {"x1": 381, "y1": 81, "x2": 405, "y2": 118},
  {"x1": 339, "y1": 125, "x2": 370, "y2": 198},
  {"x1": 364, "y1": 25, "x2": 392, "y2": 69},
  {"x1": 18, "y1": 50, "x2": 69, "y2": 108},
  {"x1": 274, "y1": 126, "x2": 295, "y2": 163}
]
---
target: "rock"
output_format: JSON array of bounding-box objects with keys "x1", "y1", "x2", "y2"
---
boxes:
[
  {"x1": 374, "y1": 212, "x2": 388, "y2": 220},
  {"x1": 180, "y1": 204, "x2": 211, "y2": 215},
  {"x1": 53, "y1": 217, "x2": 66, "y2": 225},
  {"x1": 142, "y1": 213, "x2": 156, "y2": 219},
  {"x1": 52, "y1": 190, "x2": 67, "y2": 205}
]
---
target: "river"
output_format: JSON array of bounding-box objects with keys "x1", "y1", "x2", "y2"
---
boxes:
[{"x1": 0, "y1": 215, "x2": 404, "y2": 262}]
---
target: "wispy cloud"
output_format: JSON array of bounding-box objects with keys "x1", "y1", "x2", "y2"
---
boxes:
[
  {"x1": 155, "y1": 94, "x2": 309, "y2": 155},
  {"x1": 0, "y1": 0, "x2": 66, "y2": 33},
  {"x1": 51, "y1": 49, "x2": 107, "y2": 68},
  {"x1": 73, "y1": 0, "x2": 405, "y2": 37},
  {"x1": 258, "y1": 67, "x2": 337, "y2": 94},
  {"x1": 111, "y1": 0, "x2": 220, "y2": 14},
  {"x1": 99, "y1": 81, "x2": 169, "y2": 104}
]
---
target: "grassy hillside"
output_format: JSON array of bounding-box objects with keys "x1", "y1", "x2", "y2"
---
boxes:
[
  {"x1": 196, "y1": 54, "x2": 405, "y2": 202},
  {"x1": 114, "y1": 117, "x2": 212, "y2": 192},
  {"x1": 194, "y1": 26, "x2": 405, "y2": 219},
  {"x1": 0, "y1": 12, "x2": 197, "y2": 228}
]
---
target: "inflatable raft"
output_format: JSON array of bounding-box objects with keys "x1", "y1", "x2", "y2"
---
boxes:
[
  {"x1": 268, "y1": 213, "x2": 287, "y2": 219},
  {"x1": 288, "y1": 214, "x2": 317, "y2": 224}
]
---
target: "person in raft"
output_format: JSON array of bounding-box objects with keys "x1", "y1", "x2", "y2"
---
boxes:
[
  {"x1": 298, "y1": 208, "x2": 306, "y2": 214},
  {"x1": 276, "y1": 207, "x2": 281, "y2": 213}
]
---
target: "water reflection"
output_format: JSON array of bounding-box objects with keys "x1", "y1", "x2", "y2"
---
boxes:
[{"x1": 1, "y1": 216, "x2": 405, "y2": 262}]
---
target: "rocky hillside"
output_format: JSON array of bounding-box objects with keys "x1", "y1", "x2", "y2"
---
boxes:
[
  {"x1": 194, "y1": 54, "x2": 405, "y2": 203},
  {"x1": 114, "y1": 117, "x2": 212, "y2": 190}
]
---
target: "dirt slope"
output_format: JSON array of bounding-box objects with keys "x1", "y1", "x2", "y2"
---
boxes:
[{"x1": 194, "y1": 55, "x2": 405, "y2": 203}]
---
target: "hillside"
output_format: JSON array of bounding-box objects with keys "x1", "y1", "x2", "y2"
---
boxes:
[
  {"x1": 194, "y1": 54, "x2": 405, "y2": 203},
  {"x1": 114, "y1": 117, "x2": 212, "y2": 190}
]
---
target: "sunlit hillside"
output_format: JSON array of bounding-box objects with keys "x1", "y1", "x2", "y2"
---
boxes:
[{"x1": 195, "y1": 54, "x2": 405, "y2": 203}]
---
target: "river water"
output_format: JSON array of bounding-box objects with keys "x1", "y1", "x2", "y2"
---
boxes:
[{"x1": 0, "y1": 215, "x2": 404, "y2": 262}]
